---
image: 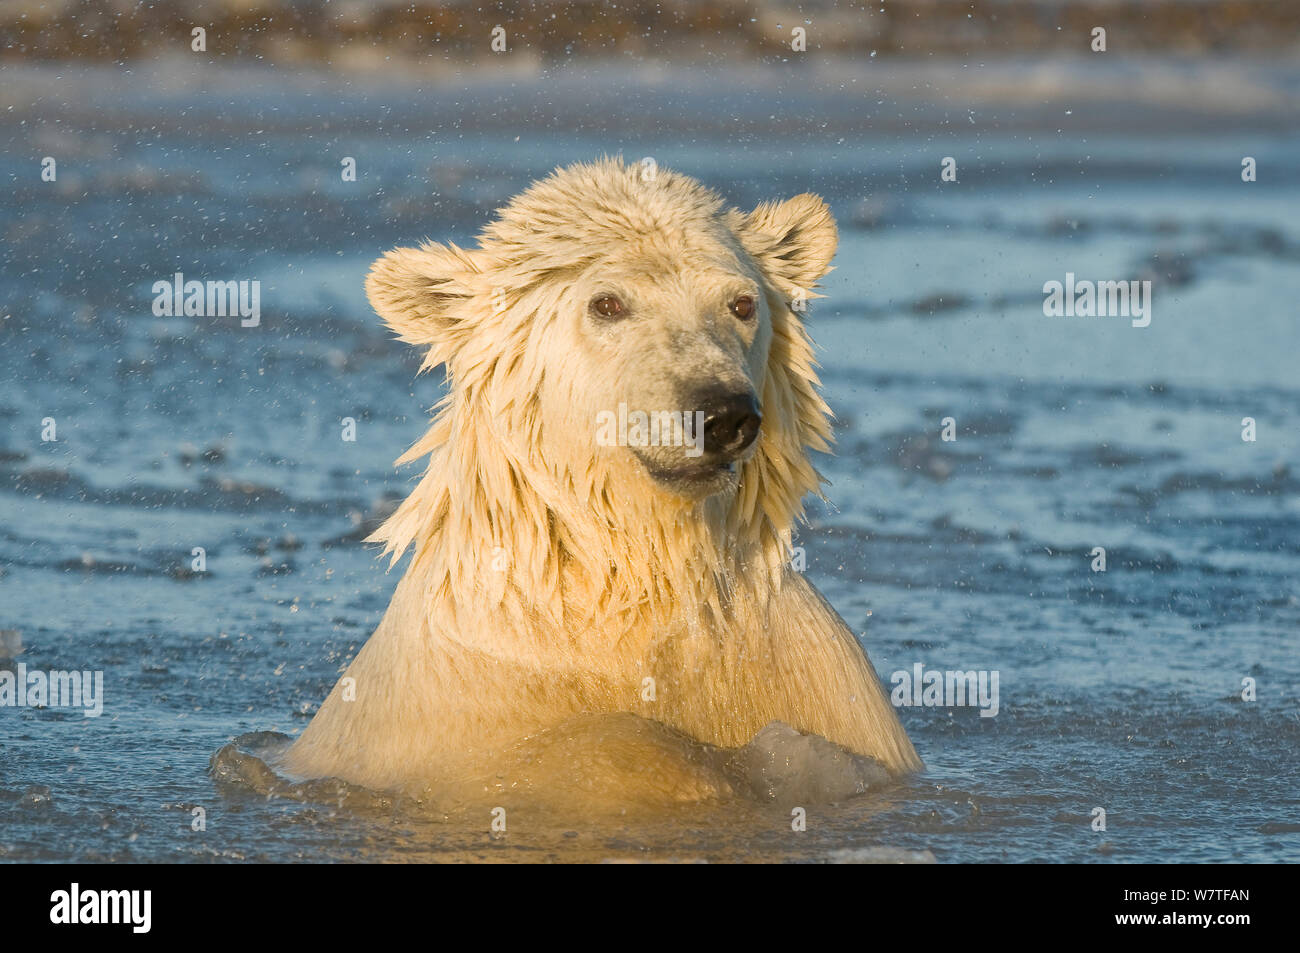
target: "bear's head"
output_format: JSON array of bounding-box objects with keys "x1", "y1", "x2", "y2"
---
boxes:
[{"x1": 365, "y1": 159, "x2": 837, "y2": 618}]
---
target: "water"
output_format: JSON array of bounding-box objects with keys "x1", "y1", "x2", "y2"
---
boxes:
[{"x1": 1, "y1": 58, "x2": 1297, "y2": 863}]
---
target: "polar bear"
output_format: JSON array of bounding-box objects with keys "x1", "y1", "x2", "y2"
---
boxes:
[{"x1": 282, "y1": 159, "x2": 921, "y2": 805}]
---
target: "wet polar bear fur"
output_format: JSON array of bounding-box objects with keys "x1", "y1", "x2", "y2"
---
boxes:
[{"x1": 284, "y1": 159, "x2": 921, "y2": 806}]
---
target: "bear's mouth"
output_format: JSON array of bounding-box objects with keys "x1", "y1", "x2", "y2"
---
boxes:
[{"x1": 634, "y1": 452, "x2": 741, "y2": 496}]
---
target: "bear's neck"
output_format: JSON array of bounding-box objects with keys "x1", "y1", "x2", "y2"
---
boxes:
[{"x1": 371, "y1": 440, "x2": 794, "y2": 645}]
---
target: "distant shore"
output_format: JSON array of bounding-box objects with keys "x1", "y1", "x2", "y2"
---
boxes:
[{"x1": 3, "y1": 0, "x2": 1299, "y2": 62}]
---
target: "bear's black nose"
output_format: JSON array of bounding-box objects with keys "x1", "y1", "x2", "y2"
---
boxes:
[{"x1": 700, "y1": 391, "x2": 762, "y2": 458}]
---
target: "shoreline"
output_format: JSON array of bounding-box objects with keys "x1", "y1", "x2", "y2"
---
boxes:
[{"x1": 2, "y1": 54, "x2": 1297, "y2": 132}]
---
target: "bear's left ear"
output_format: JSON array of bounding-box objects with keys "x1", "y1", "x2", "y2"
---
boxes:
[{"x1": 738, "y1": 194, "x2": 838, "y2": 297}]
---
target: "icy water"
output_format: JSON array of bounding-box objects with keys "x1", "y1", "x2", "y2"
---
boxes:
[{"x1": 1, "y1": 59, "x2": 1298, "y2": 862}]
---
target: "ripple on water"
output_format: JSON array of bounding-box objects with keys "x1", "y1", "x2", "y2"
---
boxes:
[{"x1": 210, "y1": 718, "x2": 897, "y2": 819}]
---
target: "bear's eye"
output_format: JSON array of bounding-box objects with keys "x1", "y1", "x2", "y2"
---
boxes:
[
  {"x1": 590, "y1": 295, "x2": 626, "y2": 319},
  {"x1": 730, "y1": 295, "x2": 756, "y2": 321}
]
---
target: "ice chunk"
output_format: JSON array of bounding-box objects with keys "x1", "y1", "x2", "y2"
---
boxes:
[
  {"x1": 733, "y1": 721, "x2": 891, "y2": 803},
  {"x1": 0, "y1": 630, "x2": 22, "y2": 660}
]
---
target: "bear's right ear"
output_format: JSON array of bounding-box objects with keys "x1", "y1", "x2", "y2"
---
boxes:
[{"x1": 365, "y1": 242, "x2": 479, "y2": 357}]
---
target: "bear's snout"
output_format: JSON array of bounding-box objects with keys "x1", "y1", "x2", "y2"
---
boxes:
[{"x1": 698, "y1": 391, "x2": 762, "y2": 459}]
